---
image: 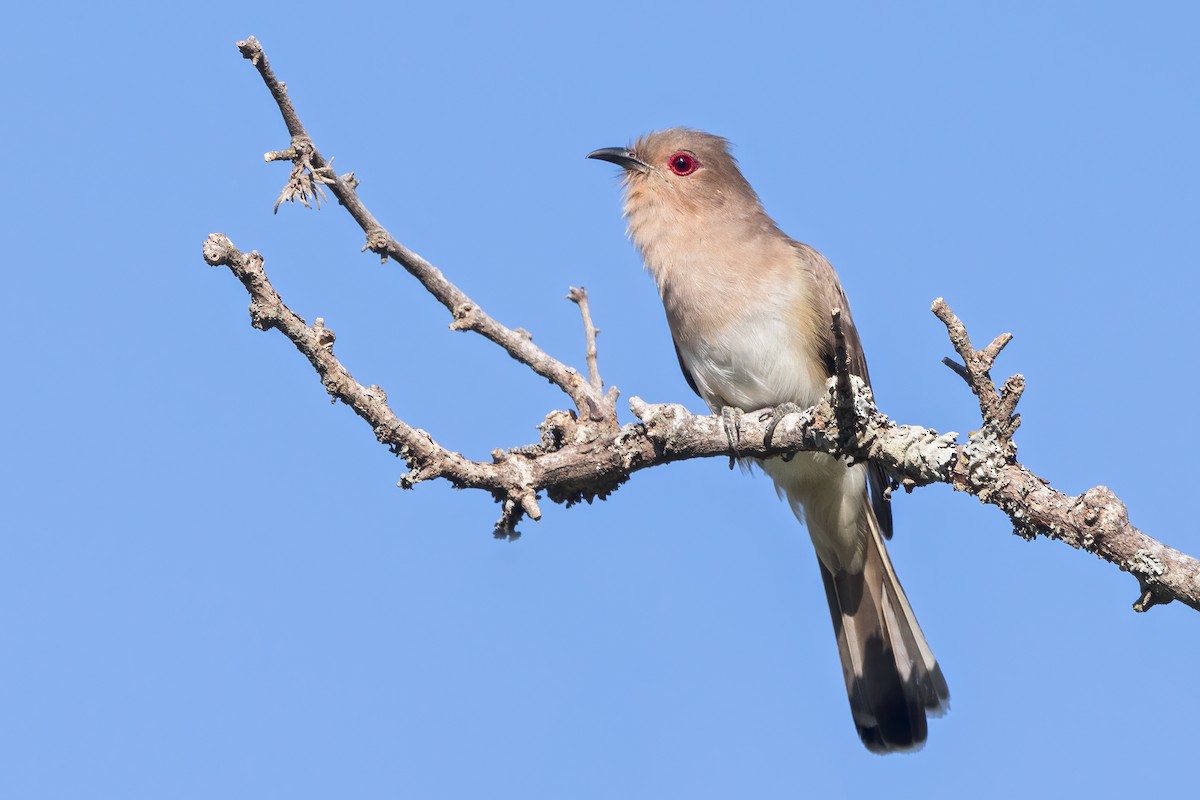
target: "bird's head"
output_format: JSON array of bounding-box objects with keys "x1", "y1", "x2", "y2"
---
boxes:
[
  {"x1": 588, "y1": 128, "x2": 768, "y2": 265},
  {"x1": 588, "y1": 128, "x2": 759, "y2": 211}
]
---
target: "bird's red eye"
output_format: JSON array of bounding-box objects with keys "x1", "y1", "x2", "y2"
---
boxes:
[{"x1": 668, "y1": 152, "x2": 698, "y2": 176}]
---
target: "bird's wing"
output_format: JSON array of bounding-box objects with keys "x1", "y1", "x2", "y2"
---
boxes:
[
  {"x1": 793, "y1": 241, "x2": 894, "y2": 539},
  {"x1": 673, "y1": 340, "x2": 702, "y2": 399}
]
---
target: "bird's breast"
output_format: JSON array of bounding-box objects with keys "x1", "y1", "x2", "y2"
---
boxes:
[
  {"x1": 625, "y1": 194, "x2": 828, "y2": 412},
  {"x1": 673, "y1": 303, "x2": 827, "y2": 413}
]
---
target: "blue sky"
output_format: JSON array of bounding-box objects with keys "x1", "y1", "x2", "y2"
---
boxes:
[{"x1": 3, "y1": 2, "x2": 1198, "y2": 797}]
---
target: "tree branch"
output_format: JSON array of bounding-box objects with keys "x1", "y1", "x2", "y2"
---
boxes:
[
  {"x1": 235, "y1": 36, "x2": 615, "y2": 425},
  {"x1": 932, "y1": 298, "x2": 1022, "y2": 455},
  {"x1": 567, "y1": 286, "x2": 607, "y2": 395},
  {"x1": 206, "y1": 35, "x2": 1200, "y2": 613}
]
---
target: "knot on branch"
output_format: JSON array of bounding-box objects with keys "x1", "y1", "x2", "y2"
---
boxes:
[
  {"x1": 1067, "y1": 485, "x2": 1129, "y2": 551},
  {"x1": 202, "y1": 233, "x2": 237, "y2": 267},
  {"x1": 1066, "y1": 487, "x2": 1171, "y2": 610},
  {"x1": 362, "y1": 227, "x2": 391, "y2": 262},
  {"x1": 392, "y1": 428, "x2": 439, "y2": 487},
  {"x1": 449, "y1": 302, "x2": 482, "y2": 331},
  {"x1": 312, "y1": 318, "x2": 336, "y2": 350}
]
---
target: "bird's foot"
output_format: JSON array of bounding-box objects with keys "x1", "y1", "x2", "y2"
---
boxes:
[
  {"x1": 763, "y1": 402, "x2": 804, "y2": 462},
  {"x1": 721, "y1": 405, "x2": 744, "y2": 470}
]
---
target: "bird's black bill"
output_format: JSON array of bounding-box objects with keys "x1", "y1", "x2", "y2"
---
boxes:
[{"x1": 586, "y1": 147, "x2": 650, "y2": 173}]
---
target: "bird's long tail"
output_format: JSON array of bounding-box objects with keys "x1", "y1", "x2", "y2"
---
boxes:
[{"x1": 819, "y1": 503, "x2": 950, "y2": 753}]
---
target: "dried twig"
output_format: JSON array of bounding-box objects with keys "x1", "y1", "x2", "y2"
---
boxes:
[
  {"x1": 932, "y1": 297, "x2": 1022, "y2": 455},
  {"x1": 567, "y1": 287, "x2": 604, "y2": 393},
  {"x1": 235, "y1": 36, "x2": 614, "y2": 425}
]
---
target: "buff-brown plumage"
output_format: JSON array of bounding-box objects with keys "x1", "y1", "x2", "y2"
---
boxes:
[{"x1": 590, "y1": 128, "x2": 949, "y2": 752}]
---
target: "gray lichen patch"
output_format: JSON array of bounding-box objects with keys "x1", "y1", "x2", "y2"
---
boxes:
[{"x1": 1129, "y1": 549, "x2": 1166, "y2": 578}]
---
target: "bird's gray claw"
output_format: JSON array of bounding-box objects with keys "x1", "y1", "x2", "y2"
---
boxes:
[
  {"x1": 763, "y1": 402, "x2": 804, "y2": 461},
  {"x1": 721, "y1": 406, "x2": 744, "y2": 469}
]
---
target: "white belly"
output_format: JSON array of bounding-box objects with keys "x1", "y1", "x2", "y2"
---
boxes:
[
  {"x1": 675, "y1": 312, "x2": 826, "y2": 414},
  {"x1": 674, "y1": 310, "x2": 868, "y2": 573}
]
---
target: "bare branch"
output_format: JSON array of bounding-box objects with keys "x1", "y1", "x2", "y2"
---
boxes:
[
  {"x1": 931, "y1": 297, "x2": 1022, "y2": 455},
  {"x1": 203, "y1": 233, "x2": 539, "y2": 537},
  {"x1": 567, "y1": 287, "x2": 603, "y2": 392},
  {"x1": 940, "y1": 356, "x2": 971, "y2": 384},
  {"x1": 828, "y1": 308, "x2": 861, "y2": 443},
  {"x1": 234, "y1": 36, "x2": 611, "y2": 423},
  {"x1": 207, "y1": 36, "x2": 1200, "y2": 613}
]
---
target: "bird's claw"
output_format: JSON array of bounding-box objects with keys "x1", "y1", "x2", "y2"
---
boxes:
[
  {"x1": 763, "y1": 402, "x2": 804, "y2": 462},
  {"x1": 721, "y1": 406, "x2": 744, "y2": 469}
]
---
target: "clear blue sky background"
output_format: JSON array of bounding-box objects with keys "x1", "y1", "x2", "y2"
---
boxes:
[{"x1": 3, "y1": 2, "x2": 1197, "y2": 798}]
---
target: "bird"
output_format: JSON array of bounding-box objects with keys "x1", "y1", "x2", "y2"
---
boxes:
[{"x1": 588, "y1": 129, "x2": 948, "y2": 753}]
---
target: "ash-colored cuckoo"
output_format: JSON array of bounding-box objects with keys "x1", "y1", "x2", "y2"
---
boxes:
[{"x1": 589, "y1": 129, "x2": 949, "y2": 753}]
